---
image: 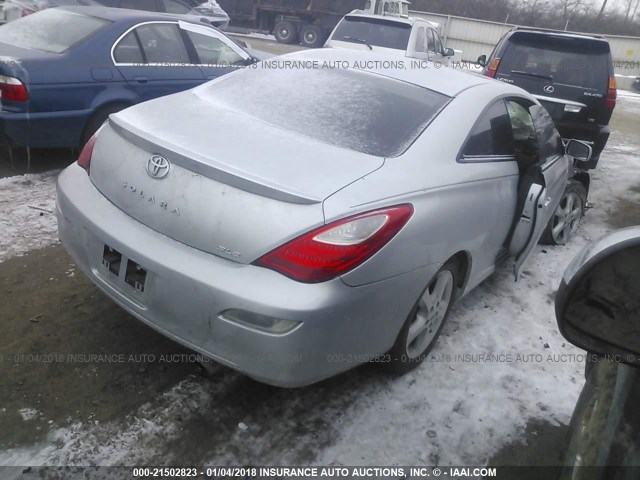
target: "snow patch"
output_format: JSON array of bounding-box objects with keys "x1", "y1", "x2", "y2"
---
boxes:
[
  {"x1": 18, "y1": 408, "x2": 41, "y2": 422},
  {"x1": 0, "y1": 171, "x2": 60, "y2": 263},
  {"x1": 0, "y1": 377, "x2": 212, "y2": 467}
]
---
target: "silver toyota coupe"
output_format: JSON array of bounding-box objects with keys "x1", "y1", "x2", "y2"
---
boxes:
[{"x1": 56, "y1": 49, "x2": 581, "y2": 387}]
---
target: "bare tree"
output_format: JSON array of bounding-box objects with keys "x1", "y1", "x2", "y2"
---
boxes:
[
  {"x1": 624, "y1": 0, "x2": 634, "y2": 21},
  {"x1": 559, "y1": 0, "x2": 585, "y2": 23},
  {"x1": 630, "y1": 0, "x2": 640, "y2": 21},
  {"x1": 596, "y1": 0, "x2": 609, "y2": 20}
]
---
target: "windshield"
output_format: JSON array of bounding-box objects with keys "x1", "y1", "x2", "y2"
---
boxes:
[
  {"x1": 500, "y1": 34, "x2": 610, "y2": 90},
  {"x1": 331, "y1": 16, "x2": 412, "y2": 51},
  {"x1": 0, "y1": 9, "x2": 109, "y2": 53},
  {"x1": 200, "y1": 67, "x2": 449, "y2": 157}
]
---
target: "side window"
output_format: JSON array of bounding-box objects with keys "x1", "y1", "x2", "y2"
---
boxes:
[
  {"x1": 135, "y1": 23, "x2": 189, "y2": 64},
  {"x1": 163, "y1": 0, "x2": 190, "y2": 14},
  {"x1": 531, "y1": 104, "x2": 565, "y2": 159},
  {"x1": 426, "y1": 28, "x2": 436, "y2": 53},
  {"x1": 120, "y1": 0, "x2": 157, "y2": 10},
  {"x1": 185, "y1": 30, "x2": 244, "y2": 66},
  {"x1": 505, "y1": 100, "x2": 537, "y2": 142},
  {"x1": 505, "y1": 99, "x2": 540, "y2": 166},
  {"x1": 113, "y1": 31, "x2": 144, "y2": 64},
  {"x1": 414, "y1": 26, "x2": 425, "y2": 53},
  {"x1": 432, "y1": 29, "x2": 444, "y2": 54},
  {"x1": 462, "y1": 100, "x2": 515, "y2": 158}
]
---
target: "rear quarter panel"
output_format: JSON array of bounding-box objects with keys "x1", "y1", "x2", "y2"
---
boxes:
[{"x1": 325, "y1": 83, "x2": 522, "y2": 289}]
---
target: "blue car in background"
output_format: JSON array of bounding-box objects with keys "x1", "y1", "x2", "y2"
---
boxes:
[{"x1": 0, "y1": 6, "x2": 261, "y2": 149}]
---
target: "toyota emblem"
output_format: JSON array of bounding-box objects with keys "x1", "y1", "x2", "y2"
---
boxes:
[
  {"x1": 147, "y1": 155, "x2": 170, "y2": 179},
  {"x1": 543, "y1": 85, "x2": 555, "y2": 94}
]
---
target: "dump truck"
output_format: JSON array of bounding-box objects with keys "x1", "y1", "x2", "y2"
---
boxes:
[{"x1": 217, "y1": 0, "x2": 410, "y2": 48}]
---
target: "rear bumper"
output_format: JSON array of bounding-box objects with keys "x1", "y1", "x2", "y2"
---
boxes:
[
  {"x1": 56, "y1": 163, "x2": 436, "y2": 387},
  {"x1": 0, "y1": 108, "x2": 92, "y2": 148}
]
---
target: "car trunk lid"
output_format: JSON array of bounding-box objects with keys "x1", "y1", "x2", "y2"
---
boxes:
[{"x1": 88, "y1": 90, "x2": 385, "y2": 263}]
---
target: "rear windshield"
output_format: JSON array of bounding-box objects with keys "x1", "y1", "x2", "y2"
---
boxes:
[
  {"x1": 0, "y1": 9, "x2": 109, "y2": 54},
  {"x1": 500, "y1": 34, "x2": 611, "y2": 90},
  {"x1": 201, "y1": 67, "x2": 449, "y2": 157},
  {"x1": 331, "y1": 16, "x2": 412, "y2": 51}
]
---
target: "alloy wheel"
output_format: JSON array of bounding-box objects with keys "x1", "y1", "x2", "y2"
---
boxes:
[
  {"x1": 406, "y1": 270, "x2": 454, "y2": 359},
  {"x1": 551, "y1": 192, "x2": 583, "y2": 245}
]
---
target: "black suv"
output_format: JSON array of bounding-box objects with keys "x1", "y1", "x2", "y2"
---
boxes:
[{"x1": 478, "y1": 27, "x2": 616, "y2": 169}]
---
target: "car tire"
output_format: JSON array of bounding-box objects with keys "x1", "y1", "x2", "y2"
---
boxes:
[
  {"x1": 541, "y1": 180, "x2": 587, "y2": 246},
  {"x1": 274, "y1": 21, "x2": 298, "y2": 44},
  {"x1": 300, "y1": 24, "x2": 324, "y2": 48},
  {"x1": 80, "y1": 103, "x2": 129, "y2": 148},
  {"x1": 383, "y1": 260, "x2": 458, "y2": 375}
]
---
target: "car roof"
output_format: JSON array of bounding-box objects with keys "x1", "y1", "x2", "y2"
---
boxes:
[
  {"x1": 281, "y1": 48, "x2": 521, "y2": 98},
  {"x1": 57, "y1": 5, "x2": 205, "y2": 23},
  {"x1": 508, "y1": 27, "x2": 608, "y2": 43},
  {"x1": 344, "y1": 12, "x2": 436, "y2": 28}
]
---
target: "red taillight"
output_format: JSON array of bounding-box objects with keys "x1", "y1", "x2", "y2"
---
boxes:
[
  {"x1": 254, "y1": 204, "x2": 414, "y2": 283},
  {"x1": 0, "y1": 75, "x2": 29, "y2": 102},
  {"x1": 21, "y1": 7, "x2": 36, "y2": 16},
  {"x1": 605, "y1": 76, "x2": 617, "y2": 110},
  {"x1": 484, "y1": 58, "x2": 500, "y2": 79},
  {"x1": 77, "y1": 134, "x2": 98, "y2": 174}
]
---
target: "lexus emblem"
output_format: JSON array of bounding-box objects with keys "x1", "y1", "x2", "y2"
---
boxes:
[
  {"x1": 543, "y1": 85, "x2": 555, "y2": 93},
  {"x1": 147, "y1": 155, "x2": 170, "y2": 179}
]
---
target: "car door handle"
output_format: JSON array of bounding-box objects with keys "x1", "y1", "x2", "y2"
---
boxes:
[{"x1": 133, "y1": 76, "x2": 148, "y2": 84}]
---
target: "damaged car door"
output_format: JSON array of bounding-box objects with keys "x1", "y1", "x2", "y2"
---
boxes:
[{"x1": 506, "y1": 100, "x2": 570, "y2": 279}]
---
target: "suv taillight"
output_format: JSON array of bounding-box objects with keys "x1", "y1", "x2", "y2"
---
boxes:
[
  {"x1": 484, "y1": 58, "x2": 501, "y2": 79},
  {"x1": 254, "y1": 205, "x2": 414, "y2": 283},
  {"x1": 0, "y1": 75, "x2": 29, "y2": 102},
  {"x1": 605, "y1": 76, "x2": 617, "y2": 110}
]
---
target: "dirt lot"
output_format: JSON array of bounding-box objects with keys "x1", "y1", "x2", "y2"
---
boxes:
[{"x1": 0, "y1": 68, "x2": 639, "y2": 471}]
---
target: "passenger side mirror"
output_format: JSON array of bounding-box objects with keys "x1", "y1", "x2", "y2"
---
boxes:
[
  {"x1": 444, "y1": 48, "x2": 455, "y2": 58},
  {"x1": 565, "y1": 139, "x2": 592, "y2": 163},
  {"x1": 477, "y1": 55, "x2": 487, "y2": 67},
  {"x1": 556, "y1": 228, "x2": 640, "y2": 368}
]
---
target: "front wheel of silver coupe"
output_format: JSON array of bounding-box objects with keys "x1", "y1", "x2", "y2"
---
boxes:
[{"x1": 384, "y1": 260, "x2": 458, "y2": 374}]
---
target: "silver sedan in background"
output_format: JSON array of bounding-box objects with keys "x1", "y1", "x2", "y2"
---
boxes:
[{"x1": 57, "y1": 49, "x2": 578, "y2": 387}]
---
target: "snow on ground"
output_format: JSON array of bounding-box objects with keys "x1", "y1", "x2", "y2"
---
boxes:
[
  {"x1": 0, "y1": 96, "x2": 639, "y2": 468},
  {"x1": 0, "y1": 171, "x2": 59, "y2": 263},
  {"x1": 17, "y1": 408, "x2": 41, "y2": 422}
]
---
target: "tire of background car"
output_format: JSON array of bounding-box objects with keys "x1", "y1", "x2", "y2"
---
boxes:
[
  {"x1": 80, "y1": 103, "x2": 130, "y2": 148},
  {"x1": 300, "y1": 24, "x2": 325, "y2": 48},
  {"x1": 274, "y1": 21, "x2": 298, "y2": 44},
  {"x1": 541, "y1": 179, "x2": 587, "y2": 246},
  {"x1": 383, "y1": 259, "x2": 458, "y2": 374}
]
